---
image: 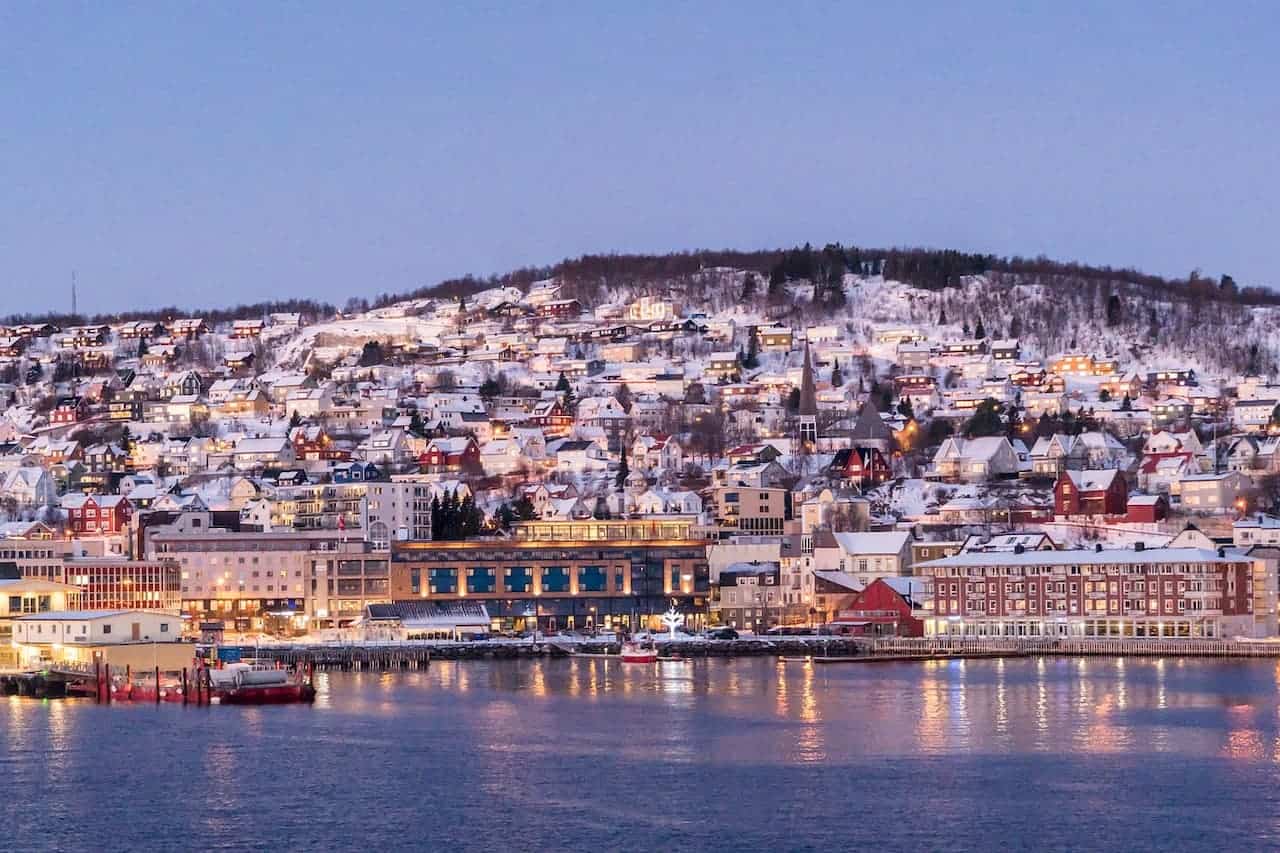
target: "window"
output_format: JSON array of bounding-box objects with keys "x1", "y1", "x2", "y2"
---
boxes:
[
  {"x1": 160, "y1": 623, "x2": 169, "y2": 633},
  {"x1": 103, "y1": 624, "x2": 112, "y2": 635}
]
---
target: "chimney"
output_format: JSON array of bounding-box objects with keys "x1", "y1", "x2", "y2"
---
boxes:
[
  {"x1": 1014, "y1": 544, "x2": 1025, "y2": 554},
  {"x1": 1134, "y1": 541, "x2": 1145, "y2": 552}
]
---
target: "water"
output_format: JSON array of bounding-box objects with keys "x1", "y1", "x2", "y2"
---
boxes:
[{"x1": 5, "y1": 656, "x2": 1280, "y2": 851}]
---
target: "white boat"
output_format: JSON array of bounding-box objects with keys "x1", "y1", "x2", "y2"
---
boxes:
[{"x1": 620, "y1": 641, "x2": 658, "y2": 663}]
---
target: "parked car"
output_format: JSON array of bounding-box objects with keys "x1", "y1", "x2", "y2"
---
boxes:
[{"x1": 703, "y1": 627, "x2": 739, "y2": 640}]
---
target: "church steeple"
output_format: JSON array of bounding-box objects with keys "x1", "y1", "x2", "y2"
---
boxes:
[{"x1": 798, "y1": 341, "x2": 818, "y2": 447}]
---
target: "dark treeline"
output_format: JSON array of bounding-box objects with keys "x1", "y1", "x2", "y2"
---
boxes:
[
  {"x1": 382, "y1": 244, "x2": 1272, "y2": 310},
  {"x1": 1, "y1": 298, "x2": 336, "y2": 329},
  {"x1": 10, "y1": 244, "x2": 1271, "y2": 322}
]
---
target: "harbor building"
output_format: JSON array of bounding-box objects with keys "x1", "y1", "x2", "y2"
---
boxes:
[
  {"x1": 916, "y1": 546, "x2": 1261, "y2": 639},
  {"x1": 390, "y1": 518, "x2": 711, "y2": 632}
]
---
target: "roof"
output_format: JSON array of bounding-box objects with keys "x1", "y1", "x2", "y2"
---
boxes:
[
  {"x1": 364, "y1": 600, "x2": 490, "y2": 627},
  {"x1": 14, "y1": 610, "x2": 136, "y2": 621},
  {"x1": 918, "y1": 547, "x2": 1241, "y2": 569},
  {"x1": 1063, "y1": 469, "x2": 1120, "y2": 491},
  {"x1": 831, "y1": 531, "x2": 911, "y2": 554}
]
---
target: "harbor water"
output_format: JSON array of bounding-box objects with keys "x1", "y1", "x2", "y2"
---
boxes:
[{"x1": 5, "y1": 656, "x2": 1280, "y2": 851}]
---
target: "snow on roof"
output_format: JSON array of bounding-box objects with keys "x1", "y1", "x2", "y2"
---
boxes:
[
  {"x1": 831, "y1": 531, "x2": 910, "y2": 554},
  {"x1": 919, "y1": 547, "x2": 1239, "y2": 569}
]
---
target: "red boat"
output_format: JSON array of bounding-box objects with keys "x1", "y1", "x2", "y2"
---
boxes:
[
  {"x1": 208, "y1": 663, "x2": 316, "y2": 705},
  {"x1": 620, "y1": 641, "x2": 659, "y2": 663}
]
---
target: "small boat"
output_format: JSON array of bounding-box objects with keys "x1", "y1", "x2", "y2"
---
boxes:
[{"x1": 620, "y1": 640, "x2": 659, "y2": 663}]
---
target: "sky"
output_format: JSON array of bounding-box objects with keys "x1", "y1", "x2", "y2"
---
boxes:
[{"x1": 1, "y1": 2, "x2": 1277, "y2": 315}]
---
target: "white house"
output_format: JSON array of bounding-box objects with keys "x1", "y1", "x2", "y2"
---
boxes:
[{"x1": 930, "y1": 436, "x2": 1020, "y2": 482}]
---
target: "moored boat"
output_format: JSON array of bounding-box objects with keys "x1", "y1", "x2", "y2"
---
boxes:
[
  {"x1": 207, "y1": 662, "x2": 316, "y2": 704},
  {"x1": 620, "y1": 641, "x2": 659, "y2": 663}
]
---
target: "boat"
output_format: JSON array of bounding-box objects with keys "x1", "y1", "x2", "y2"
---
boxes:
[
  {"x1": 207, "y1": 663, "x2": 316, "y2": 705},
  {"x1": 620, "y1": 640, "x2": 659, "y2": 663}
]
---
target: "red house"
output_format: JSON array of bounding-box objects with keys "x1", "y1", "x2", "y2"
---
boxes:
[
  {"x1": 1126, "y1": 494, "x2": 1169, "y2": 524},
  {"x1": 420, "y1": 436, "x2": 481, "y2": 472},
  {"x1": 62, "y1": 493, "x2": 133, "y2": 535},
  {"x1": 831, "y1": 578, "x2": 925, "y2": 637},
  {"x1": 289, "y1": 426, "x2": 350, "y2": 462},
  {"x1": 1054, "y1": 469, "x2": 1128, "y2": 517},
  {"x1": 51, "y1": 396, "x2": 89, "y2": 425},
  {"x1": 830, "y1": 447, "x2": 892, "y2": 486}
]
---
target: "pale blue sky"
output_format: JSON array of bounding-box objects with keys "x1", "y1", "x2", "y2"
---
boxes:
[{"x1": 1, "y1": 2, "x2": 1276, "y2": 314}]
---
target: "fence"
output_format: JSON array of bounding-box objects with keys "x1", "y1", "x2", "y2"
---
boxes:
[{"x1": 874, "y1": 636, "x2": 1280, "y2": 657}]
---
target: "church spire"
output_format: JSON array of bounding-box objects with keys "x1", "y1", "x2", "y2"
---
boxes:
[
  {"x1": 797, "y1": 341, "x2": 818, "y2": 447},
  {"x1": 799, "y1": 341, "x2": 818, "y2": 417}
]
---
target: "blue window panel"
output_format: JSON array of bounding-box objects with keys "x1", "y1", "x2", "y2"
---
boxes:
[
  {"x1": 578, "y1": 566, "x2": 607, "y2": 593},
  {"x1": 543, "y1": 567, "x2": 570, "y2": 594},
  {"x1": 505, "y1": 567, "x2": 532, "y2": 594},
  {"x1": 429, "y1": 568, "x2": 457, "y2": 595},
  {"x1": 467, "y1": 568, "x2": 495, "y2": 594}
]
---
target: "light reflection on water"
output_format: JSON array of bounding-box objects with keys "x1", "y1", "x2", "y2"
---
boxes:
[{"x1": 7, "y1": 657, "x2": 1280, "y2": 850}]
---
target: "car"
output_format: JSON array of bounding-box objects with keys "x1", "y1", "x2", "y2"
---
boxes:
[{"x1": 703, "y1": 627, "x2": 738, "y2": 640}]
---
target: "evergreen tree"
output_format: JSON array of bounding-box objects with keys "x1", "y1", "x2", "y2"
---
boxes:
[
  {"x1": 1121, "y1": 393, "x2": 1133, "y2": 412},
  {"x1": 896, "y1": 397, "x2": 915, "y2": 419},
  {"x1": 479, "y1": 378, "x2": 501, "y2": 399},
  {"x1": 741, "y1": 273, "x2": 758, "y2": 301},
  {"x1": 964, "y1": 398, "x2": 1004, "y2": 437},
  {"x1": 1099, "y1": 388, "x2": 1111, "y2": 403},
  {"x1": 786, "y1": 388, "x2": 801, "y2": 413},
  {"x1": 962, "y1": 321, "x2": 971, "y2": 337},
  {"x1": 830, "y1": 361, "x2": 844, "y2": 388},
  {"x1": 615, "y1": 445, "x2": 630, "y2": 491},
  {"x1": 767, "y1": 266, "x2": 787, "y2": 304},
  {"x1": 136, "y1": 337, "x2": 149, "y2": 358},
  {"x1": 1106, "y1": 294, "x2": 1123, "y2": 326},
  {"x1": 513, "y1": 495, "x2": 537, "y2": 521},
  {"x1": 743, "y1": 327, "x2": 760, "y2": 369},
  {"x1": 409, "y1": 409, "x2": 425, "y2": 437},
  {"x1": 592, "y1": 496, "x2": 611, "y2": 520},
  {"x1": 288, "y1": 410, "x2": 303, "y2": 430},
  {"x1": 556, "y1": 371, "x2": 576, "y2": 413},
  {"x1": 938, "y1": 307, "x2": 948, "y2": 325},
  {"x1": 119, "y1": 426, "x2": 134, "y2": 453},
  {"x1": 497, "y1": 503, "x2": 516, "y2": 530},
  {"x1": 1008, "y1": 315, "x2": 1022, "y2": 339},
  {"x1": 973, "y1": 318, "x2": 986, "y2": 339},
  {"x1": 616, "y1": 382, "x2": 633, "y2": 412}
]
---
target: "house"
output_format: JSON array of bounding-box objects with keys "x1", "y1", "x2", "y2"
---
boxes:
[
  {"x1": 714, "y1": 561, "x2": 784, "y2": 631},
  {"x1": 930, "y1": 436, "x2": 1020, "y2": 482},
  {"x1": 169, "y1": 318, "x2": 208, "y2": 339},
  {"x1": 233, "y1": 437, "x2": 295, "y2": 471},
  {"x1": 1126, "y1": 494, "x2": 1169, "y2": 524},
  {"x1": 420, "y1": 436, "x2": 481, "y2": 472},
  {"x1": 356, "y1": 429, "x2": 415, "y2": 467},
  {"x1": 829, "y1": 447, "x2": 892, "y2": 487},
  {"x1": 51, "y1": 396, "x2": 88, "y2": 425},
  {"x1": 820, "y1": 531, "x2": 913, "y2": 588},
  {"x1": 0, "y1": 467, "x2": 57, "y2": 506},
  {"x1": 830, "y1": 578, "x2": 925, "y2": 637},
  {"x1": 759, "y1": 324, "x2": 793, "y2": 351},
  {"x1": 550, "y1": 439, "x2": 610, "y2": 473},
  {"x1": 230, "y1": 319, "x2": 265, "y2": 339},
  {"x1": 1054, "y1": 469, "x2": 1128, "y2": 517},
  {"x1": 1234, "y1": 399, "x2": 1278, "y2": 432},
  {"x1": 635, "y1": 487, "x2": 703, "y2": 515},
  {"x1": 1145, "y1": 430, "x2": 1203, "y2": 456},
  {"x1": 1178, "y1": 471, "x2": 1250, "y2": 513},
  {"x1": 708, "y1": 352, "x2": 740, "y2": 379},
  {"x1": 990, "y1": 339, "x2": 1020, "y2": 362},
  {"x1": 631, "y1": 432, "x2": 683, "y2": 474},
  {"x1": 62, "y1": 493, "x2": 132, "y2": 535}
]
